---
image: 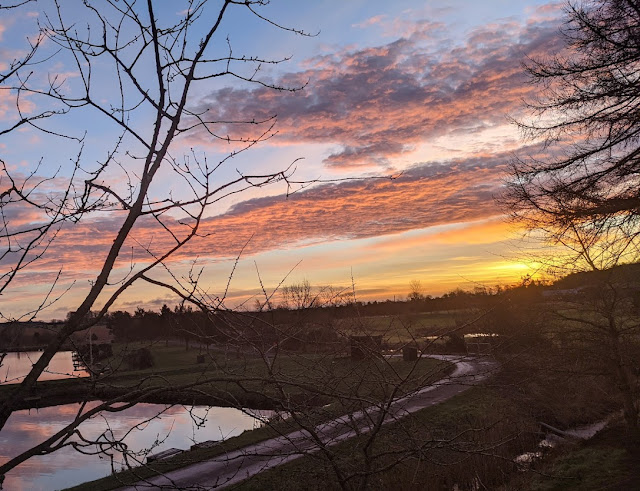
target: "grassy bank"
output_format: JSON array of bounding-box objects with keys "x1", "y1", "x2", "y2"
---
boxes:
[
  {"x1": 2, "y1": 343, "x2": 452, "y2": 411},
  {"x1": 64, "y1": 419, "x2": 289, "y2": 491},
  {"x1": 62, "y1": 354, "x2": 449, "y2": 490},
  {"x1": 234, "y1": 386, "x2": 538, "y2": 490},
  {"x1": 506, "y1": 419, "x2": 640, "y2": 490}
]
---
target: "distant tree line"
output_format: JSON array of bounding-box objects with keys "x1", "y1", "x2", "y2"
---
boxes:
[{"x1": 105, "y1": 305, "x2": 231, "y2": 348}]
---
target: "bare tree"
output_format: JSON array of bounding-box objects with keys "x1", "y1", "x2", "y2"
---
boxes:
[
  {"x1": 319, "y1": 284, "x2": 355, "y2": 308},
  {"x1": 0, "y1": 3, "x2": 515, "y2": 489},
  {"x1": 507, "y1": 0, "x2": 640, "y2": 231},
  {"x1": 0, "y1": 0, "x2": 311, "y2": 478},
  {"x1": 505, "y1": 0, "x2": 640, "y2": 438},
  {"x1": 408, "y1": 279, "x2": 424, "y2": 302},
  {"x1": 280, "y1": 279, "x2": 315, "y2": 311}
]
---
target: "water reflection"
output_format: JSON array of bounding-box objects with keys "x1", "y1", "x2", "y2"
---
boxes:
[
  {"x1": 0, "y1": 351, "x2": 88, "y2": 385},
  {"x1": 0, "y1": 402, "x2": 272, "y2": 490}
]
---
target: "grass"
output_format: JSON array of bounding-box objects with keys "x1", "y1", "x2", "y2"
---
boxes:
[
  {"x1": 92, "y1": 347, "x2": 451, "y2": 409},
  {"x1": 233, "y1": 386, "x2": 538, "y2": 490},
  {"x1": 522, "y1": 422, "x2": 640, "y2": 491},
  {"x1": 336, "y1": 310, "x2": 473, "y2": 345},
  {"x1": 3, "y1": 339, "x2": 453, "y2": 411},
  {"x1": 530, "y1": 447, "x2": 628, "y2": 490},
  {"x1": 64, "y1": 355, "x2": 450, "y2": 491}
]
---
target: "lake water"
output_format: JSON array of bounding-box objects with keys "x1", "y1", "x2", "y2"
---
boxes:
[
  {"x1": 0, "y1": 402, "x2": 273, "y2": 490},
  {"x1": 1, "y1": 351, "x2": 88, "y2": 385}
]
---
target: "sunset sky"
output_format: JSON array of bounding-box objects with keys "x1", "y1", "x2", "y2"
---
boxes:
[{"x1": 0, "y1": 0, "x2": 566, "y2": 320}]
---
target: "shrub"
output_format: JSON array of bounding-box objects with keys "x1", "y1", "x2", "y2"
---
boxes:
[{"x1": 124, "y1": 347, "x2": 154, "y2": 370}]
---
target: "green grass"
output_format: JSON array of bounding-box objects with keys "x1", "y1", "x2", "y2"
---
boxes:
[
  {"x1": 64, "y1": 355, "x2": 450, "y2": 491},
  {"x1": 234, "y1": 386, "x2": 537, "y2": 490},
  {"x1": 529, "y1": 447, "x2": 628, "y2": 491},
  {"x1": 5, "y1": 342, "x2": 450, "y2": 413},
  {"x1": 336, "y1": 310, "x2": 472, "y2": 345},
  {"x1": 92, "y1": 345, "x2": 451, "y2": 407},
  {"x1": 109, "y1": 350, "x2": 451, "y2": 413},
  {"x1": 524, "y1": 422, "x2": 640, "y2": 491}
]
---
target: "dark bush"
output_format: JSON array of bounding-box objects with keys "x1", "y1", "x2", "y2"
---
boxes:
[
  {"x1": 124, "y1": 347, "x2": 154, "y2": 370},
  {"x1": 444, "y1": 333, "x2": 467, "y2": 353}
]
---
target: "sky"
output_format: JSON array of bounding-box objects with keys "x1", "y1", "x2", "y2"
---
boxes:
[{"x1": 0, "y1": 0, "x2": 567, "y2": 320}]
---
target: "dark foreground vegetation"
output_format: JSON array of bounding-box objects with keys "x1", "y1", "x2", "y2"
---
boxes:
[
  {"x1": 0, "y1": 262, "x2": 625, "y2": 490},
  {"x1": 512, "y1": 420, "x2": 640, "y2": 490},
  {"x1": 2, "y1": 262, "x2": 639, "y2": 490}
]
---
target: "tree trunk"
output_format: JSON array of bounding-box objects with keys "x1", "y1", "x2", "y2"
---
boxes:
[{"x1": 609, "y1": 330, "x2": 639, "y2": 441}]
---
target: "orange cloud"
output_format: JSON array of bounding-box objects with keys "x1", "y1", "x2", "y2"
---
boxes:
[
  {"x1": 364, "y1": 219, "x2": 521, "y2": 255},
  {"x1": 3, "y1": 142, "x2": 547, "y2": 297},
  {"x1": 429, "y1": 219, "x2": 523, "y2": 245}
]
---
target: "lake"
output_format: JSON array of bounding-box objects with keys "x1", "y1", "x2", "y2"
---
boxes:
[
  {"x1": 1, "y1": 351, "x2": 88, "y2": 385},
  {"x1": 0, "y1": 402, "x2": 273, "y2": 490}
]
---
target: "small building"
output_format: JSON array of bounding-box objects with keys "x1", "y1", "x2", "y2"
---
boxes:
[
  {"x1": 402, "y1": 346, "x2": 418, "y2": 361},
  {"x1": 70, "y1": 323, "x2": 114, "y2": 366}
]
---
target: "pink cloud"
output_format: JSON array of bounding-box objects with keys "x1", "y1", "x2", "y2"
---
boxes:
[
  {"x1": 185, "y1": 11, "x2": 564, "y2": 169},
  {"x1": 526, "y1": 2, "x2": 565, "y2": 24},
  {"x1": 352, "y1": 14, "x2": 387, "y2": 29},
  {"x1": 3, "y1": 149, "x2": 523, "y2": 284}
]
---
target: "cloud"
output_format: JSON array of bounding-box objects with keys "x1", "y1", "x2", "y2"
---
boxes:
[
  {"x1": 7, "y1": 149, "x2": 517, "y2": 280},
  {"x1": 211, "y1": 154, "x2": 506, "y2": 244},
  {"x1": 366, "y1": 218, "x2": 521, "y2": 253},
  {"x1": 352, "y1": 14, "x2": 387, "y2": 29},
  {"x1": 185, "y1": 9, "x2": 564, "y2": 169},
  {"x1": 526, "y1": 2, "x2": 565, "y2": 24},
  {"x1": 1, "y1": 5, "x2": 568, "y2": 315},
  {"x1": 429, "y1": 218, "x2": 522, "y2": 245}
]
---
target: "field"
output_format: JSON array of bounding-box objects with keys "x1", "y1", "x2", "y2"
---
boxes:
[
  {"x1": 62, "y1": 347, "x2": 450, "y2": 491},
  {"x1": 8, "y1": 294, "x2": 639, "y2": 490},
  {"x1": 335, "y1": 310, "x2": 472, "y2": 345},
  {"x1": 1, "y1": 341, "x2": 452, "y2": 410}
]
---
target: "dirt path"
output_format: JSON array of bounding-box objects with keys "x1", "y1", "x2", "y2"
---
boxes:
[{"x1": 120, "y1": 355, "x2": 499, "y2": 490}]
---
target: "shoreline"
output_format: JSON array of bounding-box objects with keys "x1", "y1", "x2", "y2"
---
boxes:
[{"x1": 1, "y1": 377, "x2": 294, "y2": 412}]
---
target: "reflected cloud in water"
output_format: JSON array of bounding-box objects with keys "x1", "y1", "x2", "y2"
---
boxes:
[{"x1": 1, "y1": 401, "x2": 271, "y2": 490}]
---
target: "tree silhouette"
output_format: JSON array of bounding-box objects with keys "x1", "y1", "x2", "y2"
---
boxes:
[
  {"x1": 0, "y1": 0, "x2": 310, "y2": 476},
  {"x1": 507, "y1": 0, "x2": 640, "y2": 239},
  {"x1": 506, "y1": 0, "x2": 640, "y2": 439}
]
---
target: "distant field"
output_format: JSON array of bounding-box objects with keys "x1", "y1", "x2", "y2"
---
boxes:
[
  {"x1": 335, "y1": 309, "x2": 476, "y2": 344},
  {"x1": 64, "y1": 351, "x2": 451, "y2": 491},
  {"x1": 101, "y1": 344, "x2": 450, "y2": 407}
]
